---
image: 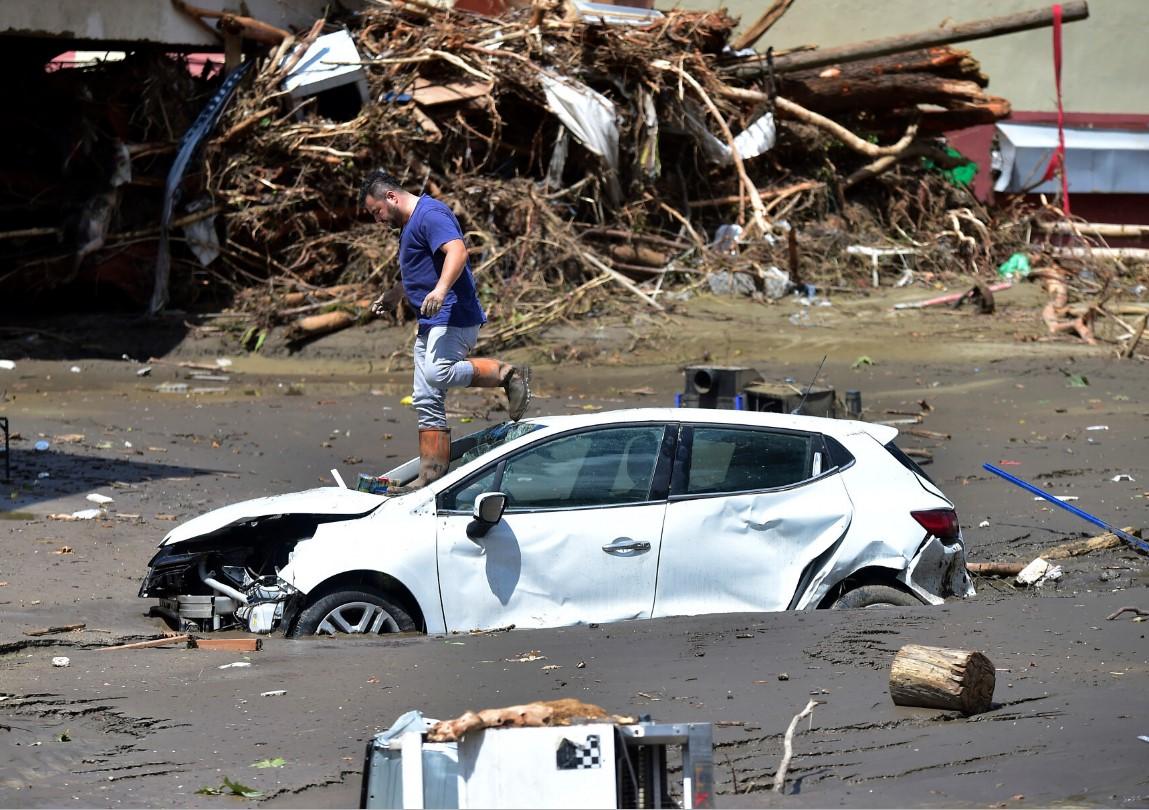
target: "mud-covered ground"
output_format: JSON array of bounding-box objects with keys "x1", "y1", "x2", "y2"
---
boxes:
[{"x1": 1, "y1": 284, "x2": 1147, "y2": 808}]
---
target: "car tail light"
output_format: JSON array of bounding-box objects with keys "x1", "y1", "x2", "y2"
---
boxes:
[{"x1": 911, "y1": 508, "x2": 960, "y2": 540}]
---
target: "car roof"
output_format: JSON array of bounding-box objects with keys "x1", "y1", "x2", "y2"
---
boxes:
[{"x1": 520, "y1": 408, "x2": 897, "y2": 443}]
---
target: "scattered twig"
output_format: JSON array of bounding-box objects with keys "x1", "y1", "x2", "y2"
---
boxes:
[{"x1": 773, "y1": 698, "x2": 822, "y2": 794}]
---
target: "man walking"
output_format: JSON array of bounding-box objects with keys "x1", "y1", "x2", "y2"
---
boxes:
[{"x1": 362, "y1": 170, "x2": 530, "y2": 488}]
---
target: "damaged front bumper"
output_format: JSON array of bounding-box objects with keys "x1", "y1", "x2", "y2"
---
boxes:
[
  {"x1": 140, "y1": 548, "x2": 300, "y2": 634},
  {"x1": 901, "y1": 534, "x2": 975, "y2": 605}
]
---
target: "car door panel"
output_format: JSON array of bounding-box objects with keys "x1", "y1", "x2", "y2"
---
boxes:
[
  {"x1": 654, "y1": 425, "x2": 854, "y2": 617},
  {"x1": 437, "y1": 503, "x2": 666, "y2": 631},
  {"x1": 436, "y1": 424, "x2": 670, "y2": 632}
]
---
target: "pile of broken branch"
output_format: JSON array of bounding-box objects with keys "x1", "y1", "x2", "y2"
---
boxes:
[
  {"x1": 4, "y1": 0, "x2": 1145, "y2": 357},
  {"x1": 200, "y1": 0, "x2": 1033, "y2": 349}
]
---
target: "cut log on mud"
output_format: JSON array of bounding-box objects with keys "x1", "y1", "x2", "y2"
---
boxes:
[
  {"x1": 1042, "y1": 528, "x2": 1141, "y2": 560},
  {"x1": 966, "y1": 562, "x2": 1026, "y2": 577},
  {"x1": 889, "y1": 644, "x2": 995, "y2": 716}
]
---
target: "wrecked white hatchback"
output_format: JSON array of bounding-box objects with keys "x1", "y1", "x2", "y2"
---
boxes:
[{"x1": 139, "y1": 409, "x2": 974, "y2": 636}]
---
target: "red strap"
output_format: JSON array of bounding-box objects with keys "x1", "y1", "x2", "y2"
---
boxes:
[{"x1": 1040, "y1": 4, "x2": 1070, "y2": 213}]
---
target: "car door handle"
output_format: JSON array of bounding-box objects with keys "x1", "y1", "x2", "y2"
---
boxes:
[{"x1": 602, "y1": 538, "x2": 651, "y2": 553}]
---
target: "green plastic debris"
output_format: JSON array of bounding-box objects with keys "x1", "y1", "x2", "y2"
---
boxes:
[
  {"x1": 251, "y1": 757, "x2": 286, "y2": 769},
  {"x1": 923, "y1": 147, "x2": 977, "y2": 187},
  {"x1": 998, "y1": 252, "x2": 1031, "y2": 280},
  {"x1": 851, "y1": 355, "x2": 874, "y2": 369}
]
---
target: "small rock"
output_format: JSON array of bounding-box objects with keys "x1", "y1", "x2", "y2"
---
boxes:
[{"x1": 778, "y1": 672, "x2": 790, "y2": 681}]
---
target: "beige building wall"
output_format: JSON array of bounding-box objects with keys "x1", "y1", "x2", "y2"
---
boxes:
[{"x1": 706, "y1": 0, "x2": 1148, "y2": 114}]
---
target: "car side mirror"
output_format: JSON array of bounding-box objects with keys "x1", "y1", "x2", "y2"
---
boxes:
[{"x1": 466, "y1": 492, "x2": 508, "y2": 541}]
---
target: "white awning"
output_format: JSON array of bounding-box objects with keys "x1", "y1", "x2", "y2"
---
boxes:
[{"x1": 993, "y1": 122, "x2": 1149, "y2": 194}]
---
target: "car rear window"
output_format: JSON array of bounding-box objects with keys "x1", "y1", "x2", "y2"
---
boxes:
[
  {"x1": 884, "y1": 440, "x2": 936, "y2": 485},
  {"x1": 682, "y1": 427, "x2": 815, "y2": 495}
]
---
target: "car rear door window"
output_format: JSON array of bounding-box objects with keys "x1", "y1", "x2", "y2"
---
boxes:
[
  {"x1": 681, "y1": 427, "x2": 817, "y2": 495},
  {"x1": 501, "y1": 426, "x2": 666, "y2": 509}
]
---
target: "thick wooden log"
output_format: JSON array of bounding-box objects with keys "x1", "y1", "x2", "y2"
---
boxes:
[
  {"x1": 966, "y1": 561, "x2": 1026, "y2": 577},
  {"x1": 787, "y1": 47, "x2": 987, "y2": 87},
  {"x1": 889, "y1": 644, "x2": 995, "y2": 715},
  {"x1": 608, "y1": 244, "x2": 670, "y2": 268},
  {"x1": 780, "y1": 74, "x2": 991, "y2": 116},
  {"x1": 727, "y1": 1, "x2": 1089, "y2": 77}
]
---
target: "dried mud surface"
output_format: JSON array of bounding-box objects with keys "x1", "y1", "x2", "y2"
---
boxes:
[{"x1": 1, "y1": 286, "x2": 1147, "y2": 808}]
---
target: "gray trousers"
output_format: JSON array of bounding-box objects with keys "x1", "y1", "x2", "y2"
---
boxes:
[{"x1": 413, "y1": 325, "x2": 481, "y2": 429}]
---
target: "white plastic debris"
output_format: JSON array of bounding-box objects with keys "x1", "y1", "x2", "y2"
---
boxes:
[
  {"x1": 69, "y1": 366, "x2": 82, "y2": 373},
  {"x1": 219, "y1": 661, "x2": 252, "y2": 669},
  {"x1": 978, "y1": 520, "x2": 991, "y2": 528},
  {"x1": 52, "y1": 657, "x2": 70, "y2": 667},
  {"x1": 1034, "y1": 495, "x2": 1079, "y2": 502},
  {"x1": 136, "y1": 366, "x2": 152, "y2": 377},
  {"x1": 70, "y1": 508, "x2": 103, "y2": 520},
  {"x1": 34, "y1": 440, "x2": 50, "y2": 452},
  {"x1": 1086, "y1": 425, "x2": 1109, "y2": 431},
  {"x1": 157, "y1": 382, "x2": 189, "y2": 394},
  {"x1": 1016, "y1": 557, "x2": 1063, "y2": 587},
  {"x1": 37, "y1": 472, "x2": 51, "y2": 479},
  {"x1": 86, "y1": 493, "x2": 114, "y2": 505},
  {"x1": 1111, "y1": 474, "x2": 1136, "y2": 482},
  {"x1": 215, "y1": 358, "x2": 233, "y2": 368},
  {"x1": 260, "y1": 690, "x2": 287, "y2": 697},
  {"x1": 0, "y1": 360, "x2": 14, "y2": 370}
]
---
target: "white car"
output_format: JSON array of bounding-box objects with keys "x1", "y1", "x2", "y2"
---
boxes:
[{"x1": 139, "y1": 409, "x2": 973, "y2": 636}]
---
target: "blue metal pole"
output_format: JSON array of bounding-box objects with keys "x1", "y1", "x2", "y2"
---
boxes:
[{"x1": 982, "y1": 463, "x2": 1149, "y2": 554}]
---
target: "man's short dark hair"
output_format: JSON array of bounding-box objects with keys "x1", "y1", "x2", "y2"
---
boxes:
[{"x1": 359, "y1": 170, "x2": 404, "y2": 206}]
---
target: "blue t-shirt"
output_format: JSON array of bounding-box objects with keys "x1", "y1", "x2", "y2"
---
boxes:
[{"x1": 399, "y1": 196, "x2": 487, "y2": 333}]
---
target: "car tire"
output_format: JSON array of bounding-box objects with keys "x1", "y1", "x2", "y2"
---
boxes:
[
  {"x1": 829, "y1": 584, "x2": 920, "y2": 610},
  {"x1": 289, "y1": 589, "x2": 417, "y2": 637}
]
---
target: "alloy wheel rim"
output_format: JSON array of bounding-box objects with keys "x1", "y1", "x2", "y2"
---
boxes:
[{"x1": 317, "y1": 601, "x2": 400, "y2": 634}]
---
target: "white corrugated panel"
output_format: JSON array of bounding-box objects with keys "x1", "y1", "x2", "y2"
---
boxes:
[{"x1": 994, "y1": 122, "x2": 1149, "y2": 194}]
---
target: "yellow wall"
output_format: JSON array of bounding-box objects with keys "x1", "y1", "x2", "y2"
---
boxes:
[{"x1": 704, "y1": 0, "x2": 1148, "y2": 114}]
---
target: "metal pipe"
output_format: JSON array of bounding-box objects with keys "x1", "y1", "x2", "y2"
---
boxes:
[
  {"x1": 982, "y1": 463, "x2": 1149, "y2": 554},
  {"x1": 197, "y1": 558, "x2": 249, "y2": 605}
]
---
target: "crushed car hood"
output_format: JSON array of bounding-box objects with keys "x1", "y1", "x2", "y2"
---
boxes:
[{"x1": 160, "y1": 487, "x2": 385, "y2": 546}]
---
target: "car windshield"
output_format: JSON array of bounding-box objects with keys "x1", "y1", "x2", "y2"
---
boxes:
[{"x1": 450, "y1": 421, "x2": 546, "y2": 470}]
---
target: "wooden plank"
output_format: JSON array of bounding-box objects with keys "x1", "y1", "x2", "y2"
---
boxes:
[
  {"x1": 98, "y1": 634, "x2": 191, "y2": 651},
  {"x1": 190, "y1": 637, "x2": 263, "y2": 652},
  {"x1": 411, "y1": 78, "x2": 493, "y2": 106}
]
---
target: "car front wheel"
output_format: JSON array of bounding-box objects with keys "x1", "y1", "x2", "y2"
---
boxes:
[
  {"x1": 830, "y1": 584, "x2": 920, "y2": 610},
  {"x1": 289, "y1": 589, "x2": 417, "y2": 637}
]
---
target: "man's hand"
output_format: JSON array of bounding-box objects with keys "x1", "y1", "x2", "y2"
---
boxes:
[
  {"x1": 421, "y1": 288, "x2": 447, "y2": 317},
  {"x1": 370, "y1": 284, "x2": 407, "y2": 317},
  {"x1": 370, "y1": 292, "x2": 389, "y2": 316}
]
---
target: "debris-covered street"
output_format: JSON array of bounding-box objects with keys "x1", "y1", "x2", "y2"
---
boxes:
[{"x1": 2, "y1": 290, "x2": 1147, "y2": 806}]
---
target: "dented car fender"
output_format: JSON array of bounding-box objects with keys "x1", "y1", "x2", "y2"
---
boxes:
[{"x1": 277, "y1": 490, "x2": 448, "y2": 633}]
